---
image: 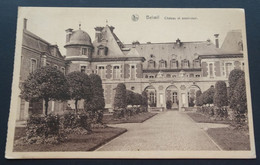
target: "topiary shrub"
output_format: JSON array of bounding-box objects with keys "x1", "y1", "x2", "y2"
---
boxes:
[
  {"x1": 203, "y1": 86, "x2": 215, "y2": 105},
  {"x1": 114, "y1": 83, "x2": 127, "y2": 109},
  {"x1": 84, "y1": 74, "x2": 105, "y2": 126},
  {"x1": 214, "y1": 81, "x2": 228, "y2": 107},
  {"x1": 232, "y1": 75, "x2": 247, "y2": 124},
  {"x1": 195, "y1": 90, "x2": 203, "y2": 106},
  {"x1": 228, "y1": 69, "x2": 245, "y2": 108},
  {"x1": 141, "y1": 91, "x2": 148, "y2": 112}
]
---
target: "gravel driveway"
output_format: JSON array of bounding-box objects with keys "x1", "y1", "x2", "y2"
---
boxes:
[{"x1": 97, "y1": 111, "x2": 220, "y2": 151}]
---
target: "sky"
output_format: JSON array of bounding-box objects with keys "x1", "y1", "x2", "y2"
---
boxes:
[{"x1": 17, "y1": 7, "x2": 246, "y2": 55}]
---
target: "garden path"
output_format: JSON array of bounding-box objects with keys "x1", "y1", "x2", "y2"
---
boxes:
[{"x1": 96, "y1": 111, "x2": 220, "y2": 151}]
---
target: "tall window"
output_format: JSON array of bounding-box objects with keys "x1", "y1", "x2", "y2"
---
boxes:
[
  {"x1": 30, "y1": 59, "x2": 37, "y2": 73},
  {"x1": 98, "y1": 66, "x2": 105, "y2": 79},
  {"x1": 209, "y1": 63, "x2": 214, "y2": 78},
  {"x1": 149, "y1": 92, "x2": 155, "y2": 104},
  {"x1": 130, "y1": 65, "x2": 136, "y2": 79},
  {"x1": 225, "y1": 63, "x2": 232, "y2": 77},
  {"x1": 172, "y1": 92, "x2": 178, "y2": 104},
  {"x1": 113, "y1": 66, "x2": 120, "y2": 79},
  {"x1": 148, "y1": 60, "x2": 155, "y2": 69},
  {"x1": 82, "y1": 48, "x2": 88, "y2": 55},
  {"x1": 81, "y1": 66, "x2": 86, "y2": 73}
]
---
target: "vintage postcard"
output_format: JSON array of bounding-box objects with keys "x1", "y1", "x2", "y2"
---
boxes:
[{"x1": 5, "y1": 7, "x2": 256, "y2": 159}]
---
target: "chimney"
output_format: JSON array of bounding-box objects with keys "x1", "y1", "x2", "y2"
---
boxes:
[
  {"x1": 23, "y1": 18, "x2": 27, "y2": 30},
  {"x1": 65, "y1": 28, "x2": 73, "y2": 43},
  {"x1": 109, "y1": 26, "x2": 115, "y2": 33},
  {"x1": 176, "y1": 38, "x2": 181, "y2": 46},
  {"x1": 95, "y1": 27, "x2": 104, "y2": 42},
  {"x1": 214, "y1": 34, "x2": 219, "y2": 48}
]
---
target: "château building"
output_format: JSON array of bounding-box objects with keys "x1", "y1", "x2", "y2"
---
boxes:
[
  {"x1": 17, "y1": 19, "x2": 244, "y2": 121},
  {"x1": 64, "y1": 23, "x2": 244, "y2": 110}
]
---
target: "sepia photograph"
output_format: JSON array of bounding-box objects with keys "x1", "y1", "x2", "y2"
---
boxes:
[{"x1": 5, "y1": 7, "x2": 256, "y2": 159}]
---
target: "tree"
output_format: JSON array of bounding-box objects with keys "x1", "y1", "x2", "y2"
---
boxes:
[
  {"x1": 203, "y1": 86, "x2": 215, "y2": 105},
  {"x1": 114, "y1": 83, "x2": 127, "y2": 109},
  {"x1": 213, "y1": 81, "x2": 228, "y2": 107},
  {"x1": 195, "y1": 90, "x2": 202, "y2": 106},
  {"x1": 126, "y1": 90, "x2": 135, "y2": 106},
  {"x1": 84, "y1": 74, "x2": 105, "y2": 112},
  {"x1": 232, "y1": 76, "x2": 247, "y2": 122},
  {"x1": 228, "y1": 69, "x2": 245, "y2": 108},
  {"x1": 66, "y1": 71, "x2": 91, "y2": 113},
  {"x1": 141, "y1": 91, "x2": 148, "y2": 109},
  {"x1": 21, "y1": 66, "x2": 70, "y2": 116}
]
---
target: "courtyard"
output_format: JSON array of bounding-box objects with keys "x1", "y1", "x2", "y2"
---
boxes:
[{"x1": 97, "y1": 111, "x2": 221, "y2": 151}]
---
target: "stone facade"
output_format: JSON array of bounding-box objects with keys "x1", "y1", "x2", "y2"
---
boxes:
[
  {"x1": 17, "y1": 19, "x2": 67, "y2": 121},
  {"x1": 17, "y1": 19, "x2": 245, "y2": 121},
  {"x1": 64, "y1": 24, "x2": 245, "y2": 110}
]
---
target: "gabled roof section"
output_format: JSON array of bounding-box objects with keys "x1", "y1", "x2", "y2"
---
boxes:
[
  {"x1": 93, "y1": 25, "x2": 125, "y2": 57},
  {"x1": 221, "y1": 30, "x2": 243, "y2": 53},
  {"x1": 127, "y1": 47, "x2": 140, "y2": 57},
  {"x1": 23, "y1": 29, "x2": 64, "y2": 59}
]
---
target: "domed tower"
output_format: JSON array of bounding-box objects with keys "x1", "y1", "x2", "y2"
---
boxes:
[{"x1": 64, "y1": 26, "x2": 93, "y2": 74}]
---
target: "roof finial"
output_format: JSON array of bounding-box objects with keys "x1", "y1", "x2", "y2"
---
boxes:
[
  {"x1": 79, "y1": 21, "x2": 81, "y2": 30},
  {"x1": 106, "y1": 19, "x2": 108, "y2": 25}
]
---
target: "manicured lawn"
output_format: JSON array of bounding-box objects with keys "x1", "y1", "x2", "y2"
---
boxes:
[
  {"x1": 13, "y1": 127, "x2": 126, "y2": 152},
  {"x1": 207, "y1": 127, "x2": 250, "y2": 150},
  {"x1": 186, "y1": 112, "x2": 250, "y2": 150},
  {"x1": 103, "y1": 112, "x2": 157, "y2": 124},
  {"x1": 186, "y1": 112, "x2": 232, "y2": 124}
]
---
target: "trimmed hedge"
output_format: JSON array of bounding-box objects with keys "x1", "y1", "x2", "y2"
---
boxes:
[
  {"x1": 114, "y1": 83, "x2": 127, "y2": 109},
  {"x1": 214, "y1": 81, "x2": 228, "y2": 107}
]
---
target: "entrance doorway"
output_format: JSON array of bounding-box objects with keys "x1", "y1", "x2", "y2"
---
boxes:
[
  {"x1": 145, "y1": 86, "x2": 157, "y2": 107},
  {"x1": 188, "y1": 85, "x2": 200, "y2": 107},
  {"x1": 166, "y1": 85, "x2": 179, "y2": 110}
]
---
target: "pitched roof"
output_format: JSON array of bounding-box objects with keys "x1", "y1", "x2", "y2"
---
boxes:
[
  {"x1": 23, "y1": 29, "x2": 64, "y2": 58},
  {"x1": 221, "y1": 30, "x2": 243, "y2": 53}
]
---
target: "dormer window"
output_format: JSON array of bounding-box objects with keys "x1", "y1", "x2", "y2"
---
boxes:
[
  {"x1": 159, "y1": 60, "x2": 167, "y2": 69},
  {"x1": 182, "y1": 59, "x2": 189, "y2": 68},
  {"x1": 97, "y1": 45, "x2": 108, "y2": 56},
  {"x1": 193, "y1": 59, "x2": 201, "y2": 68},
  {"x1": 170, "y1": 59, "x2": 178, "y2": 69},
  {"x1": 148, "y1": 59, "x2": 156, "y2": 69}
]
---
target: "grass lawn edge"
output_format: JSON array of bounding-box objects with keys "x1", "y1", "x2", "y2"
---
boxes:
[
  {"x1": 103, "y1": 112, "x2": 157, "y2": 125},
  {"x1": 88, "y1": 127, "x2": 127, "y2": 151}
]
